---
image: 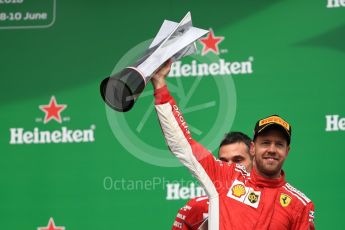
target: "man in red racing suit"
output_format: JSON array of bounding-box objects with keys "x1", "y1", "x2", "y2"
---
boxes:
[
  {"x1": 151, "y1": 61, "x2": 315, "y2": 230},
  {"x1": 172, "y1": 132, "x2": 253, "y2": 230}
]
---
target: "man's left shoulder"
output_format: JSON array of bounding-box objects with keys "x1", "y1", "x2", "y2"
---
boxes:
[{"x1": 281, "y1": 182, "x2": 313, "y2": 206}]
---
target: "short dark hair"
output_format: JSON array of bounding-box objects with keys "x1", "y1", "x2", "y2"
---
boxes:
[{"x1": 219, "y1": 131, "x2": 251, "y2": 150}]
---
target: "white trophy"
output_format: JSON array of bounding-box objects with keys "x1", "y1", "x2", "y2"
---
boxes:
[{"x1": 100, "y1": 12, "x2": 209, "y2": 112}]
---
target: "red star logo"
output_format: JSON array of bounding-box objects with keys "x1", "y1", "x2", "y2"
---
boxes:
[
  {"x1": 37, "y1": 217, "x2": 65, "y2": 230},
  {"x1": 199, "y1": 29, "x2": 224, "y2": 56},
  {"x1": 39, "y1": 96, "x2": 67, "y2": 124}
]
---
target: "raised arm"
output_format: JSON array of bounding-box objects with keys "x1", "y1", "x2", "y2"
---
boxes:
[
  {"x1": 152, "y1": 60, "x2": 221, "y2": 186},
  {"x1": 151, "y1": 60, "x2": 233, "y2": 230}
]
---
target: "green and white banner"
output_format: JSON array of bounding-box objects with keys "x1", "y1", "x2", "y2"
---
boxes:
[{"x1": 1, "y1": 0, "x2": 344, "y2": 229}]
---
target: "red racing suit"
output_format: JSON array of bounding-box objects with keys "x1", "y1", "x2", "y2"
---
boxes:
[
  {"x1": 154, "y1": 85, "x2": 315, "y2": 230},
  {"x1": 172, "y1": 196, "x2": 209, "y2": 230}
]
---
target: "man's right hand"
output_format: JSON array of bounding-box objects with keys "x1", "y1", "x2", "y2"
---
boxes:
[{"x1": 151, "y1": 59, "x2": 172, "y2": 90}]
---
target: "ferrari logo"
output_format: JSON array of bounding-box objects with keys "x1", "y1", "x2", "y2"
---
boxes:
[{"x1": 280, "y1": 194, "x2": 292, "y2": 207}]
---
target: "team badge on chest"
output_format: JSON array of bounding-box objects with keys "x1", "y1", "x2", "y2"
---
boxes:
[
  {"x1": 231, "y1": 184, "x2": 246, "y2": 198},
  {"x1": 247, "y1": 192, "x2": 258, "y2": 203},
  {"x1": 243, "y1": 188, "x2": 261, "y2": 208},
  {"x1": 227, "y1": 180, "x2": 261, "y2": 208},
  {"x1": 280, "y1": 193, "x2": 292, "y2": 207}
]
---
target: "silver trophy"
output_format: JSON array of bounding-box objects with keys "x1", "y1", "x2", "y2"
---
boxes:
[{"x1": 100, "y1": 12, "x2": 209, "y2": 112}]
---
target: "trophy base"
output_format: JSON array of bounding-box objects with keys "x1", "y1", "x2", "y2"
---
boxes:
[{"x1": 100, "y1": 68, "x2": 146, "y2": 112}]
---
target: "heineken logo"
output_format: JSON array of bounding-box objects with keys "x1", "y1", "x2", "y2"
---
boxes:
[
  {"x1": 9, "y1": 126, "x2": 95, "y2": 144},
  {"x1": 168, "y1": 58, "x2": 253, "y2": 77},
  {"x1": 39, "y1": 96, "x2": 67, "y2": 123},
  {"x1": 325, "y1": 114, "x2": 345, "y2": 131},
  {"x1": 37, "y1": 217, "x2": 65, "y2": 230},
  {"x1": 199, "y1": 29, "x2": 224, "y2": 56},
  {"x1": 166, "y1": 182, "x2": 206, "y2": 200},
  {"x1": 327, "y1": 0, "x2": 345, "y2": 8},
  {"x1": 9, "y1": 96, "x2": 96, "y2": 145},
  {"x1": 168, "y1": 28, "x2": 254, "y2": 78}
]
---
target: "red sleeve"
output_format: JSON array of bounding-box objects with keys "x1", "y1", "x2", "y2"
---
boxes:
[
  {"x1": 154, "y1": 85, "x2": 171, "y2": 104},
  {"x1": 292, "y1": 202, "x2": 315, "y2": 230},
  {"x1": 154, "y1": 85, "x2": 234, "y2": 193},
  {"x1": 172, "y1": 197, "x2": 209, "y2": 230},
  {"x1": 155, "y1": 85, "x2": 232, "y2": 230}
]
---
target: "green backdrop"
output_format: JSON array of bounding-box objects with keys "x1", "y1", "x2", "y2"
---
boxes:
[{"x1": 1, "y1": 0, "x2": 344, "y2": 229}]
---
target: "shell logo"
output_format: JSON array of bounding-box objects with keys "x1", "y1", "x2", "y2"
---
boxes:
[{"x1": 231, "y1": 184, "x2": 246, "y2": 198}]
